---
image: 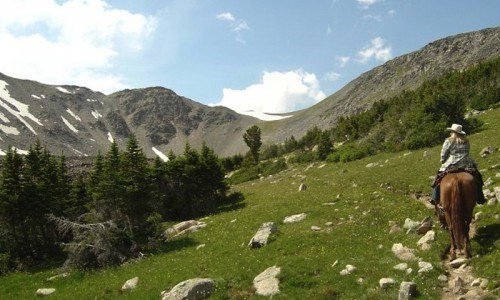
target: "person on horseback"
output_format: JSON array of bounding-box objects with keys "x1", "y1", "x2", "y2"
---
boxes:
[{"x1": 431, "y1": 123, "x2": 486, "y2": 205}]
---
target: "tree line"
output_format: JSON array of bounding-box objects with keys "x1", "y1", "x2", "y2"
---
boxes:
[{"x1": 0, "y1": 137, "x2": 233, "y2": 271}]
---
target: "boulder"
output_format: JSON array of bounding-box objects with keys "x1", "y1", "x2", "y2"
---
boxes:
[
  {"x1": 121, "y1": 276, "x2": 139, "y2": 291},
  {"x1": 450, "y1": 258, "x2": 469, "y2": 268},
  {"x1": 418, "y1": 261, "x2": 433, "y2": 273},
  {"x1": 417, "y1": 230, "x2": 435, "y2": 249},
  {"x1": 416, "y1": 216, "x2": 433, "y2": 234},
  {"x1": 393, "y1": 263, "x2": 408, "y2": 271},
  {"x1": 339, "y1": 264, "x2": 357, "y2": 275},
  {"x1": 298, "y1": 183, "x2": 307, "y2": 191},
  {"x1": 161, "y1": 278, "x2": 215, "y2": 300},
  {"x1": 283, "y1": 213, "x2": 307, "y2": 224},
  {"x1": 248, "y1": 222, "x2": 278, "y2": 248},
  {"x1": 392, "y1": 243, "x2": 417, "y2": 261},
  {"x1": 379, "y1": 278, "x2": 397, "y2": 289},
  {"x1": 494, "y1": 186, "x2": 500, "y2": 203},
  {"x1": 165, "y1": 220, "x2": 207, "y2": 238},
  {"x1": 36, "y1": 288, "x2": 56, "y2": 296},
  {"x1": 253, "y1": 266, "x2": 281, "y2": 297},
  {"x1": 403, "y1": 218, "x2": 420, "y2": 234},
  {"x1": 479, "y1": 146, "x2": 495, "y2": 157},
  {"x1": 398, "y1": 281, "x2": 417, "y2": 300}
]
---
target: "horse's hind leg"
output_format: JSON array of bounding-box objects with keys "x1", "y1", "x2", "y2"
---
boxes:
[
  {"x1": 449, "y1": 230, "x2": 457, "y2": 260},
  {"x1": 465, "y1": 222, "x2": 472, "y2": 258}
]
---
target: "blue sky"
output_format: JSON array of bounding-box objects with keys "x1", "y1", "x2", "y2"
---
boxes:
[{"x1": 0, "y1": 0, "x2": 498, "y2": 119}]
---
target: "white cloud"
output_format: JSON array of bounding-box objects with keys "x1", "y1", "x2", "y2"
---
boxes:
[
  {"x1": 216, "y1": 11, "x2": 250, "y2": 43},
  {"x1": 324, "y1": 72, "x2": 341, "y2": 82},
  {"x1": 363, "y1": 14, "x2": 383, "y2": 22},
  {"x1": 388, "y1": 9, "x2": 396, "y2": 16},
  {"x1": 213, "y1": 70, "x2": 325, "y2": 115},
  {"x1": 357, "y1": 0, "x2": 381, "y2": 9},
  {"x1": 357, "y1": 37, "x2": 392, "y2": 63},
  {"x1": 216, "y1": 12, "x2": 235, "y2": 22},
  {"x1": 327, "y1": 26, "x2": 332, "y2": 35},
  {"x1": 0, "y1": 0, "x2": 156, "y2": 94},
  {"x1": 335, "y1": 56, "x2": 351, "y2": 67}
]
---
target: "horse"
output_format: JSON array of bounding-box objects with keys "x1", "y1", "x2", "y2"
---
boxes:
[{"x1": 439, "y1": 172, "x2": 476, "y2": 260}]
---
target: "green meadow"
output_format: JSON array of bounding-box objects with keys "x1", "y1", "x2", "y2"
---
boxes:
[{"x1": 0, "y1": 108, "x2": 498, "y2": 299}]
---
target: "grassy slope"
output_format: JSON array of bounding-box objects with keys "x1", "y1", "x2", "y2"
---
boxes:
[{"x1": 0, "y1": 109, "x2": 498, "y2": 299}]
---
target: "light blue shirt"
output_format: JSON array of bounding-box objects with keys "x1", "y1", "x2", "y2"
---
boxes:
[{"x1": 439, "y1": 138, "x2": 476, "y2": 171}]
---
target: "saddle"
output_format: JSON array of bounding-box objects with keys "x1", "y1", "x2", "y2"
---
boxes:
[{"x1": 431, "y1": 167, "x2": 482, "y2": 188}]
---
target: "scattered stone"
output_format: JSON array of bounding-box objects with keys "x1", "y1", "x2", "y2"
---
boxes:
[
  {"x1": 230, "y1": 219, "x2": 237, "y2": 223},
  {"x1": 331, "y1": 260, "x2": 338, "y2": 268},
  {"x1": 416, "y1": 216, "x2": 433, "y2": 234},
  {"x1": 474, "y1": 212, "x2": 483, "y2": 221},
  {"x1": 366, "y1": 162, "x2": 379, "y2": 168},
  {"x1": 449, "y1": 276, "x2": 465, "y2": 295},
  {"x1": 165, "y1": 220, "x2": 207, "y2": 238},
  {"x1": 248, "y1": 222, "x2": 278, "y2": 248},
  {"x1": 379, "y1": 278, "x2": 397, "y2": 289},
  {"x1": 339, "y1": 265, "x2": 356, "y2": 275},
  {"x1": 36, "y1": 288, "x2": 56, "y2": 296},
  {"x1": 417, "y1": 230, "x2": 435, "y2": 249},
  {"x1": 283, "y1": 213, "x2": 307, "y2": 224},
  {"x1": 484, "y1": 177, "x2": 493, "y2": 187},
  {"x1": 121, "y1": 277, "x2": 139, "y2": 291},
  {"x1": 324, "y1": 222, "x2": 333, "y2": 227},
  {"x1": 480, "y1": 146, "x2": 495, "y2": 157},
  {"x1": 398, "y1": 281, "x2": 417, "y2": 300},
  {"x1": 161, "y1": 278, "x2": 215, "y2": 300},
  {"x1": 494, "y1": 187, "x2": 500, "y2": 203},
  {"x1": 471, "y1": 278, "x2": 482, "y2": 287},
  {"x1": 253, "y1": 266, "x2": 281, "y2": 297},
  {"x1": 392, "y1": 243, "x2": 417, "y2": 261},
  {"x1": 450, "y1": 258, "x2": 469, "y2": 268},
  {"x1": 418, "y1": 261, "x2": 433, "y2": 273},
  {"x1": 479, "y1": 278, "x2": 489, "y2": 289},
  {"x1": 406, "y1": 268, "x2": 413, "y2": 274},
  {"x1": 311, "y1": 226, "x2": 322, "y2": 231},
  {"x1": 403, "y1": 218, "x2": 420, "y2": 234},
  {"x1": 393, "y1": 263, "x2": 408, "y2": 271},
  {"x1": 298, "y1": 183, "x2": 307, "y2": 191},
  {"x1": 357, "y1": 277, "x2": 365, "y2": 284},
  {"x1": 196, "y1": 244, "x2": 206, "y2": 250},
  {"x1": 46, "y1": 273, "x2": 69, "y2": 281},
  {"x1": 438, "y1": 274, "x2": 448, "y2": 282}
]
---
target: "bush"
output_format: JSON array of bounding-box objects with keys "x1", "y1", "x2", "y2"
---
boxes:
[{"x1": 0, "y1": 253, "x2": 10, "y2": 275}]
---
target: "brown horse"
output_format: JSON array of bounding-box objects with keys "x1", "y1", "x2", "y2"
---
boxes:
[{"x1": 440, "y1": 172, "x2": 476, "y2": 260}]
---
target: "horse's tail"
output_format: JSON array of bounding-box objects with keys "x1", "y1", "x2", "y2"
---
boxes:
[{"x1": 450, "y1": 176, "x2": 466, "y2": 252}]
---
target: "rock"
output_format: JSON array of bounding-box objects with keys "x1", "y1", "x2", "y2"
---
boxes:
[
  {"x1": 393, "y1": 263, "x2": 408, "y2": 271},
  {"x1": 379, "y1": 278, "x2": 397, "y2": 289},
  {"x1": 36, "y1": 288, "x2": 56, "y2": 296},
  {"x1": 417, "y1": 261, "x2": 433, "y2": 273},
  {"x1": 450, "y1": 258, "x2": 469, "y2": 268},
  {"x1": 479, "y1": 146, "x2": 495, "y2": 157},
  {"x1": 196, "y1": 244, "x2": 205, "y2": 250},
  {"x1": 298, "y1": 183, "x2": 307, "y2": 191},
  {"x1": 416, "y1": 216, "x2": 433, "y2": 234},
  {"x1": 121, "y1": 276, "x2": 139, "y2": 291},
  {"x1": 340, "y1": 265, "x2": 356, "y2": 275},
  {"x1": 248, "y1": 222, "x2": 278, "y2": 248},
  {"x1": 366, "y1": 162, "x2": 378, "y2": 168},
  {"x1": 471, "y1": 278, "x2": 482, "y2": 287},
  {"x1": 449, "y1": 276, "x2": 465, "y2": 295},
  {"x1": 325, "y1": 222, "x2": 333, "y2": 227},
  {"x1": 165, "y1": 220, "x2": 207, "y2": 238},
  {"x1": 417, "y1": 230, "x2": 435, "y2": 248},
  {"x1": 392, "y1": 243, "x2": 417, "y2": 261},
  {"x1": 398, "y1": 281, "x2": 417, "y2": 300},
  {"x1": 484, "y1": 177, "x2": 493, "y2": 187},
  {"x1": 406, "y1": 268, "x2": 413, "y2": 275},
  {"x1": 403, "y1": 218, "x2": 420, "y2": 233},
  {"x1": 438, "y1": 274, "x2": 448, "y2": 282},
  {"x1": 283, "y1": 213, "x2": 307, "y2": 224},
  {"x1": 161, "y1": 278, "x2": 215, "y2": 300},
  {"x1": 46, "y1": 272, "x2": 69, "y2": 281},
  {"x1": 495, "y1": 186, "x2": 500, "y2": 202},
  {"x1": 311, "y1": 226, "x2": 322, "y2": 231},
  {"x1": 474, "y1": 211, "x2": 483, "y2": 221},
  {"x1": 389, "y1": 224, "x2": 403, "y2": 234},
  {"x1": 253, "y1": 266, "x2": 281, "y2": 297}
]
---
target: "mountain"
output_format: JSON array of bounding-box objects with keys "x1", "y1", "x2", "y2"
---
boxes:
[
  {"x1": 260, "y1": 26, "x2": 500, "y2": 144},
  {"x1": 0, "y1": 27, "x2": 499, "y2": 158},
  {"x1": 0, "y1": 74, "x2": 257, "y2": 158}
]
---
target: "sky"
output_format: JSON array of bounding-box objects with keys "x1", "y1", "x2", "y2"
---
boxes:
[{"x1": 0, "y1": 0, "x2": 498, "y2": 119}]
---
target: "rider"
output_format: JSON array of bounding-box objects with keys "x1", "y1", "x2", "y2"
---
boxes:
[{"x1": 431, "y1": 123, "x2": 486, "y2": 205}]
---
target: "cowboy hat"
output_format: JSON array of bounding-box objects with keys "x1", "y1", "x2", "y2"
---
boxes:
[{"x1": 446, "y1": 123, "x2": 466, "y2": 135}]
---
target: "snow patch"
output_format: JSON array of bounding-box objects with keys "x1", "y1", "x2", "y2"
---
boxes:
[
  {"x1": 41, "y1": 95, "x2": 46, "y2": 99},
  {"x1": 241, "y1": 110, "x2": 293, "y2": 121},
  {"x1": 0, "y1": 112, "x2": 9, "y2": 123},
  {"x1": 66, "y1": 108, "x2": 81, "y2": 121},
  {"x1": 31, "y1": 94, "x2": 41, "y2": 99},
  {"x1": 91, "y1": 110, "x2": 102, "y2": 119},
  {"x1": 56, "y1": 87, "x2": 72, "y2": 94},
  {"x1": 0, "y1": 149, "x2": 5, "y2": 155},
  {"x1": 107, "y1": 132, "x2": 114, "y2": 143},
  {"x1": 61, "y1": 116, "x2": 78, "y2": 133},
  {"x1": 152, "y1": 147, "x2": 169, "y2": 162},
  {"x1": 0, "y1": 80, "x2": 42, "y2": 135},
  {"x1": 13, "y1": 147, "x2": 29, "y2": 155},
  {"x1": 0, "y1": 124, "x2": 20, "y2": 135}
]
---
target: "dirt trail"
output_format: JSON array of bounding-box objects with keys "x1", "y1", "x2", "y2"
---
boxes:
[{"x1": 419, "y1": 197, "x2": 493, "y2": 299}]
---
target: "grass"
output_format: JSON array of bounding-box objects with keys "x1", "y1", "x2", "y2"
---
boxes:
[{"x1": 0, "y1": 109, "x2": 499, "y2": 299}]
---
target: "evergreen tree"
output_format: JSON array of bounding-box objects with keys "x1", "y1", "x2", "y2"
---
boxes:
[{"x1": 243, "y1": 125, "x2": 262, "y2": 164}]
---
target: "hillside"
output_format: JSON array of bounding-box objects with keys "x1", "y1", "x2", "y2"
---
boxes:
[
  {"x1": 260, "y1": 26, "x2": 500, "y2": 145},
  {"x1": 0, "y1": 27, "x2": 499, "y2": 158},
  {"x1": 0, "y1": 108, "x2": 498, "y2": 299}
]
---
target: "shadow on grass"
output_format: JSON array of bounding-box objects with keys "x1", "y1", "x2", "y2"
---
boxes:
[
  {"x1": 216, "y1": 191, "x2": 246, "y2": 213},
  {"x1": 153, "y1": 236, "x2": 199, "y2": 255},
  {"x1": 474, "y1": 223, "x2": 500, "y2": 255}
]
